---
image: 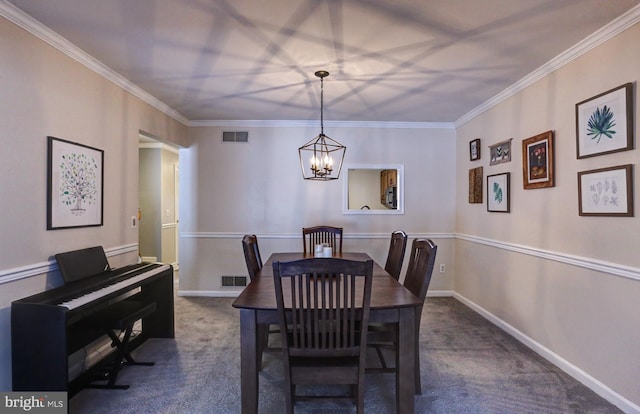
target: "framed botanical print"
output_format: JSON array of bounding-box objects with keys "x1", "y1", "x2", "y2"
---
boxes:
[
  {"x1": 575, "y1": 83, "x2": 633, "y2": 159},
  {"x1": 487, "y1": 172, "x2": 510, "y2": 213},
  {"x1": 522, "y1": 130, "x2": 554, "y2": 189},
  {"x1": 47, "y1": 136, "x2": 104, "y2": 230},
  {"x1": 578, "y1": 164, "x2": 633, "y2": 217}
]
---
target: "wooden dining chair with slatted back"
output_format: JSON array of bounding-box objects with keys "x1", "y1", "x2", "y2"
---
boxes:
[
  {"x1": 367, "y1": 238, "x2": 437, "y2": 394},
  {"x1": 384, "y1": 230, "x2": 408, "y2": 280},
  {"x1": 241, "y1": 234, "x2": 262, "y2": 281},
  {"x1": 273, "y1": 258, "x2": 374, "y2": 414},
  {"x1": 302, "y1": 226, "x2": 343, "y2": 255},
  {"x1": 241, "y1": 234, "x2": 274, "y2": 366}
]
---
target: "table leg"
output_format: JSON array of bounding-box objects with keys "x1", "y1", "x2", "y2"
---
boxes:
[
  {"x1": 396, "y1": 307, "x2": 415, "y2": 413},
  {"x1": 240, "y1": 309, "x2": 259, "y2": 414}
]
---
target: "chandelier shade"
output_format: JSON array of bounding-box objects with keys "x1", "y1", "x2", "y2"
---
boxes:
[{"x1": 299, "y1": 71, "x2": 346, "y2": 181}]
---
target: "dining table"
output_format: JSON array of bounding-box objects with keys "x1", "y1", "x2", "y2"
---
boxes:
[{"x1": 232, "y1": 252, "x2": 422, "y2": 414}]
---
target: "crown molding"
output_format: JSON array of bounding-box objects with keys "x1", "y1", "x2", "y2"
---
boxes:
[
  {"x1": 455, "y1": 3, "x2": 640, "y2": 127},
  {"x1": 0, "y1": 0, "x2": 189, "y2": 126},
  {"x1": 188, "y1": 119, "x2": 455, "y2": 129},
  {"x1": 3, "y1": 0, "x2": 638, "y2": 129}
]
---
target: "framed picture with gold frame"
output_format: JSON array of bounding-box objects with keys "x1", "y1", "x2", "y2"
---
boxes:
[{"x1": 522, "y1": 130, "x2": 554, "y2": 189}]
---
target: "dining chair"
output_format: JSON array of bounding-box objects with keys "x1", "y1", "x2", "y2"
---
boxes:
[
  {"x1": 384, "y1": 230, "x2": 408, "y2": 280},
  {"x1": 241, "y1": 234, "x2": 262, "y2": 281},
  {"x1": 302, "y1": 226, "x2": 343, "y2": 255},
  {"x1": 241, "y1": 234, "x2": 274, "y2": 366},
  {"x1": 367, "y1": 238, "x2": 437, "y2": 394},
  {"x1": 273, "y1": 258, "x2": 374, "y2": 414}
]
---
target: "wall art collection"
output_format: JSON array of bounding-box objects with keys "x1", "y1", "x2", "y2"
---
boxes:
[{"x1": 468, "y1": 81, "x2": 634, "y2": 216}]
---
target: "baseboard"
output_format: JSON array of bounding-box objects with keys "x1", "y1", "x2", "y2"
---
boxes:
[{"x1": 453, "y1": 292, "x2": 640, "y2": 414}]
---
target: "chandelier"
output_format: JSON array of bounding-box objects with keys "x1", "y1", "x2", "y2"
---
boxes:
[{"x1": 298, "y1": 71, "x2": 346, "y2": 180}]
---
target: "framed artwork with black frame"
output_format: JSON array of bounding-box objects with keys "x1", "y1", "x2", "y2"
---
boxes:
[
  {"x1": 487, "y1": 172, "x2": 510, "y2": 213},
  {"x1": 575, "y1": 83, "x2": 633, "y2": 159},
  {"x1": 47, "y1": 136, "x2": 104, "y2": 230},
  {"x1": 577, "y1": 164, "x2": 633, "y2": 217},
  {"x1": 522, "y1": 130, "x2": 554, "y2": 189},
  {"x1": 469, "y1": 138, "x2": 481, "y2": 161}
]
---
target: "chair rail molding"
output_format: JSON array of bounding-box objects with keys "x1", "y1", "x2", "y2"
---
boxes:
[
  {"x1": 0, "y1": 244, "x2": 139, "y2": 285},
  {"x1": 456, "y1": 233, "x2": 640, "y2": 282}
]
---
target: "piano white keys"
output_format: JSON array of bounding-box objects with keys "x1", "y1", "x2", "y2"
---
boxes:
[{"x1": 60, "y1": 264, "x2": 170, "y2": 310}]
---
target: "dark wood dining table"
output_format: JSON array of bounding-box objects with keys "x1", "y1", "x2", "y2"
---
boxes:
[{"x1": 232, "y1": 252, "x2": 422, "y2": 413}]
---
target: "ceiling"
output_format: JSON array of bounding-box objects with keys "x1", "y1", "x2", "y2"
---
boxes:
[{"x1": 6, "y1": 0, "x2": 640, "y2": 123}]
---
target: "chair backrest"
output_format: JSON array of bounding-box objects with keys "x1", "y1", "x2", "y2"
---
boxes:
[
  {"x1": 384, "y1": 230, "x2": 408, "y2": 280},
  {"x1": 403, "y1": 239, "x2": 437, "y2": 318},
  {"x1": 273, "y1": 258, "x2": 373, "y2": 358},
  {"x1": 242, "y1": 234, "x2": 262, "y2": 280},
  {"x1": 302, "y1": 226, "x2": 343, "y2": 254}
]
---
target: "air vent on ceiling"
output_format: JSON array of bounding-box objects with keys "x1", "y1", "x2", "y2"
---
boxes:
[{"x1": 222, "y1": 131, "x2": 249, "y2": 143}]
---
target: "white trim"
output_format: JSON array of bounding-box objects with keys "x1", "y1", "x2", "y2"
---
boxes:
[
  {"x1": 178, "y1": 289, "x2": 241, "y2": 298},
  {"x1": 457, "y1": 233, "x2": 640, "y2": 282},
  {"x1": 139, "y1": 142, "x2": 180, "y2": 155},
  {"x1": 0, "y1": 1, "x2": 189, "y2": 126},
  {"x1": 0, "y1": 244, "x2": 138, "y2": 285},
  {"x1": 179, "y1": 231, "x2": 454, "y2": 240},
  {"x1": 455, "y1": 4, "x2": 640, "y2": 127},
  {"x1": 188, "y1": 119, "x2": 455, "y2": 129},
  {"x1": 453, "y1": 292, "x2": 640, "y2": 414}
]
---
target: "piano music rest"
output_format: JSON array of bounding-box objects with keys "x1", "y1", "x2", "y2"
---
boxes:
[{"x1": 87, "y1": 299, "x2": 157, "y2": 390}]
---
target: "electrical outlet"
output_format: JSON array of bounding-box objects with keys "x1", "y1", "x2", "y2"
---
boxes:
[{"x1": 439, "y1": 264, "x2": 445, "y2": 273}]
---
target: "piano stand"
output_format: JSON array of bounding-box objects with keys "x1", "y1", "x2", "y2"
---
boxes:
[{"x1": 87, "y1": 300, "x2": 157, "y2": 390}]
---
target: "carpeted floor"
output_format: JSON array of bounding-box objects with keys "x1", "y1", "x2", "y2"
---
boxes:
[{"x1": 69, "y1": 294, "x2": 622, "y2": 413}]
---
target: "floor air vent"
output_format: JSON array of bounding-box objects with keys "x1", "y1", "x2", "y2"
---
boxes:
[
  {"x1": 221, "y1": 276, "x2": 247, "y2": 287},
  {"x1": 222, "y1": 131, "x2": 248, "y2": 143}
]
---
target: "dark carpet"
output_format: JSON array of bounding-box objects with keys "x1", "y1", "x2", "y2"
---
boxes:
[{"x1": 69, "y1": 295, "x2": 621, "y2": 413}]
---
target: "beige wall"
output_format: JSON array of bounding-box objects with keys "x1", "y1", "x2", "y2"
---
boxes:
[
  {"x1": 0, "y1": 16, "x2": 187, "y2": 390},
  {"x1": 455, "y1": 22, "x2": 640, "y2": 408},
  {"x1": 178, "y1": 125, "x2": 457, "y2": 294}
]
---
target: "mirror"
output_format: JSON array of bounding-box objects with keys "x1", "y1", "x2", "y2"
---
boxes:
[{"x1": 343, "y1": 164, "x2": 404, "y2": 215}]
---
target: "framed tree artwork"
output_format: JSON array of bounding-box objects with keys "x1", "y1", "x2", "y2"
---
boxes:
[
  {"x1": 575, "y1": 83, "x2": 633, "y2": 159},
  {"x1": 578, "y1": 164, "x2": 633, "y2": 217},
  {"x1": 487, "y1": 172, "x2": 510, "y2": 212},
  {"x1": 47, "y1": 136, "x2": 104, "y2": 230},
  {"x1": 522, "y1": 130, "x2": 554, "y2": 189}
]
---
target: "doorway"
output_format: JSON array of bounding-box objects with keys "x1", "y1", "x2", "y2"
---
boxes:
[{"x1": 138, "y1": 132, "x2": 179, "y2": 269}]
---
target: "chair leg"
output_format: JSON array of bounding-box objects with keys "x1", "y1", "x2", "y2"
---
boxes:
[{"x1": 414, "y1": 330, "x2": 421, "y2": 394}]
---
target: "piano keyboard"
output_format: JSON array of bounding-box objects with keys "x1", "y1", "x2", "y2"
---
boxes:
[{"x1": 59, "y1": 263, "x2": 171, "y2": 310}]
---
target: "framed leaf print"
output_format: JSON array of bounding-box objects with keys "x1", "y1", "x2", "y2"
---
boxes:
[
  {"x1": 47, "y1": 136, "x2": 104, "y2": 230},
  {"x1": 578, "y1": 164, "x2": 633, "y2": 217},
  {"x1": 487, "y1": 172, "x2": 510, "y2": 213},
  {"x1": 575, "y1": 83, "x2": 633, "y2": 159},
  {"x1": 522, "y1": 130, "x2": 554, "y2": 189}
]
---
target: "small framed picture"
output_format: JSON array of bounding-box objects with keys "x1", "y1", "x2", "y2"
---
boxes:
[
  {"x1": 576, "y1": 83, "x2": 633, "y2": 159},
  {"x1": 522, "y1": 130, "x2": 554, "y2": 189},
  {"x1": 47, "y1": 136, "x2": 104, "y2": 230},
  {"x1": 468, "y1": 167, "x2": 483, "y2": 203},
  {"x1": 469, "y1": 138, "x2": 481, "y2": 161},
  {"x1": 487, "y1": 172, "x2": 510, "y2": 213},
  {"x1": 489, "y1": 138, "x2": 512, "y2": 165},
  {"x1": 578, "y1": 164, "x2": 633, "y2": 217}
]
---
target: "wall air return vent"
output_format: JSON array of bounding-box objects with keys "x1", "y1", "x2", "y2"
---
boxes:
[{"x1": 222, "y1": 131, "x2": 249, "y2": 143}]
